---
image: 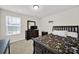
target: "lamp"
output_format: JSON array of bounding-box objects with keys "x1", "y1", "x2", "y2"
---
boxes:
[{"x1": 33, "y1": 5, "x2": 39, "y2": 10}]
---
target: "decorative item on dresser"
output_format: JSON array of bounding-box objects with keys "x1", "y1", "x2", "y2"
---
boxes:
[{"x1": 33, "y1": 25, "x2": 79, "y2": 54}]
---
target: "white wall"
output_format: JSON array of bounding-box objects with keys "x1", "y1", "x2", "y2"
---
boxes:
[
  {"x1": 1, "y1": 6, "x2": 79, "y2": 42},
  {"x1": 0, "y1": 9, "x2": 39, "y2": 43},
  {"x1": 39, "y1": 7, "x2": 79, "y2": 34}
]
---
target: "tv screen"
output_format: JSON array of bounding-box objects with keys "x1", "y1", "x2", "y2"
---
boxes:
[{"x1": 30, "y1": 26, "x2": 37, "y2": 29}]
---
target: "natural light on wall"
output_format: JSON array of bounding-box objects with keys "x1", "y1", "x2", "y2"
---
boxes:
[{"x1": 6, "y1": 16, "x2": 21, "y2": 35}]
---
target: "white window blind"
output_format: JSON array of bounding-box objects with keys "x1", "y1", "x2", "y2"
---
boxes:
[{"x1": 6, "y1": 16, "x2": 21, "y2": 35}]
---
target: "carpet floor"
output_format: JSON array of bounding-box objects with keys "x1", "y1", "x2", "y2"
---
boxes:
[{"x1": 10, "y1": 40, "x2": 33, "y2": 54}]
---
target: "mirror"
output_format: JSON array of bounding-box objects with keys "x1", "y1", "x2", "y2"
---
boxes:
[{"x1": 27, "y1": 20, "x2": 36, "y2": 30}]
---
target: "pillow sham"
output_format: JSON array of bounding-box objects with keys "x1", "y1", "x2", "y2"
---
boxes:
[
  {"x1": 52, "y1": 30, "x2": 67, "y2": 37},
  {"x1": 67, "y1": 32, "x2": 78, "y2": 38}
]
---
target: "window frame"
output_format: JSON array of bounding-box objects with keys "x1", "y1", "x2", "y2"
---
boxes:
[{"x1": 6, "y1": 16, "x2": 21, "y2": 35}]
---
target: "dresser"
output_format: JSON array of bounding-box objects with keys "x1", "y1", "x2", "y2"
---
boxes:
[{"x1": 25, "y1": 29, "x2": 39, "y2": 40}]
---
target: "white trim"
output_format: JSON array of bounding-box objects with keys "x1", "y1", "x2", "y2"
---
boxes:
[{"x1": 6, "y1": 16, "x2": 21, "y2": 36}]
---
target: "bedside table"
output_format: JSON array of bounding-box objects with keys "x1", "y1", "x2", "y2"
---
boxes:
[{"x1": 42, "y1": 31, "x2": 48, "y2": 36}]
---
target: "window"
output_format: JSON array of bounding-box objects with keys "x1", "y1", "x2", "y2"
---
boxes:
[{"x1": 6, "y1": 16, "x2": 21, "y2": 35}]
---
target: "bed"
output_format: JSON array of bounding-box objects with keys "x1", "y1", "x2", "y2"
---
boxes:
[{"x1": 33, "y1": 26, "x2": 79, "y2": 54}]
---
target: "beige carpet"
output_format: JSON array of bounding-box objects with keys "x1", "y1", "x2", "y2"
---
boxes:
[{"x1": 10, "y1": 40, "x2": 33, "y2": 54}]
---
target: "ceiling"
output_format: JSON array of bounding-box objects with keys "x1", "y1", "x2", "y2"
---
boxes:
[{"x1": 0, "y1": 5, "x2": 78, "y2": 18}]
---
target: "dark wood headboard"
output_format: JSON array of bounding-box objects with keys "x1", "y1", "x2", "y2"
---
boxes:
[{"x1": 52, "y1": 26, "x2": 79, "y2": 39}]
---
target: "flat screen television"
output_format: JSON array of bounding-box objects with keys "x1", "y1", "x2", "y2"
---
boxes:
[{"x1": 30, "y1": 26, "x2": 37, "y2": 29}]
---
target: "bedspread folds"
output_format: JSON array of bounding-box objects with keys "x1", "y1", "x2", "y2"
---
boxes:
[{"x1": 33, "y1": 33, "x2": 79, "y2": 54}]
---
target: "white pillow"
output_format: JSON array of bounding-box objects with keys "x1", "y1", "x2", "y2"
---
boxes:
[
  {"x1": 52, "y1": 30, "x2": 67, "y2": 37},
  {"x1": 67, "y1": 32, "x2": 78, "y2": 38}
]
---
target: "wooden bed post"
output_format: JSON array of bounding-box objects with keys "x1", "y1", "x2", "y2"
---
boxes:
[{"x1": 78, "y1": 26, "x2": 79, "y2": 40}]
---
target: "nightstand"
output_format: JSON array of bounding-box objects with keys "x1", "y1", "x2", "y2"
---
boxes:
[{"x1": 42, "y1": 31, "x2": 48, "y2": 36}]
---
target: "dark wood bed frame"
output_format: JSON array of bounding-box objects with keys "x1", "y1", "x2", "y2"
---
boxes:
[
  {"x1": 53, "y1": 26, "x2": 79, "y2": 39},
  {"x1": 33, "y1": 25, "x2": 79, "y2": 54}
]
